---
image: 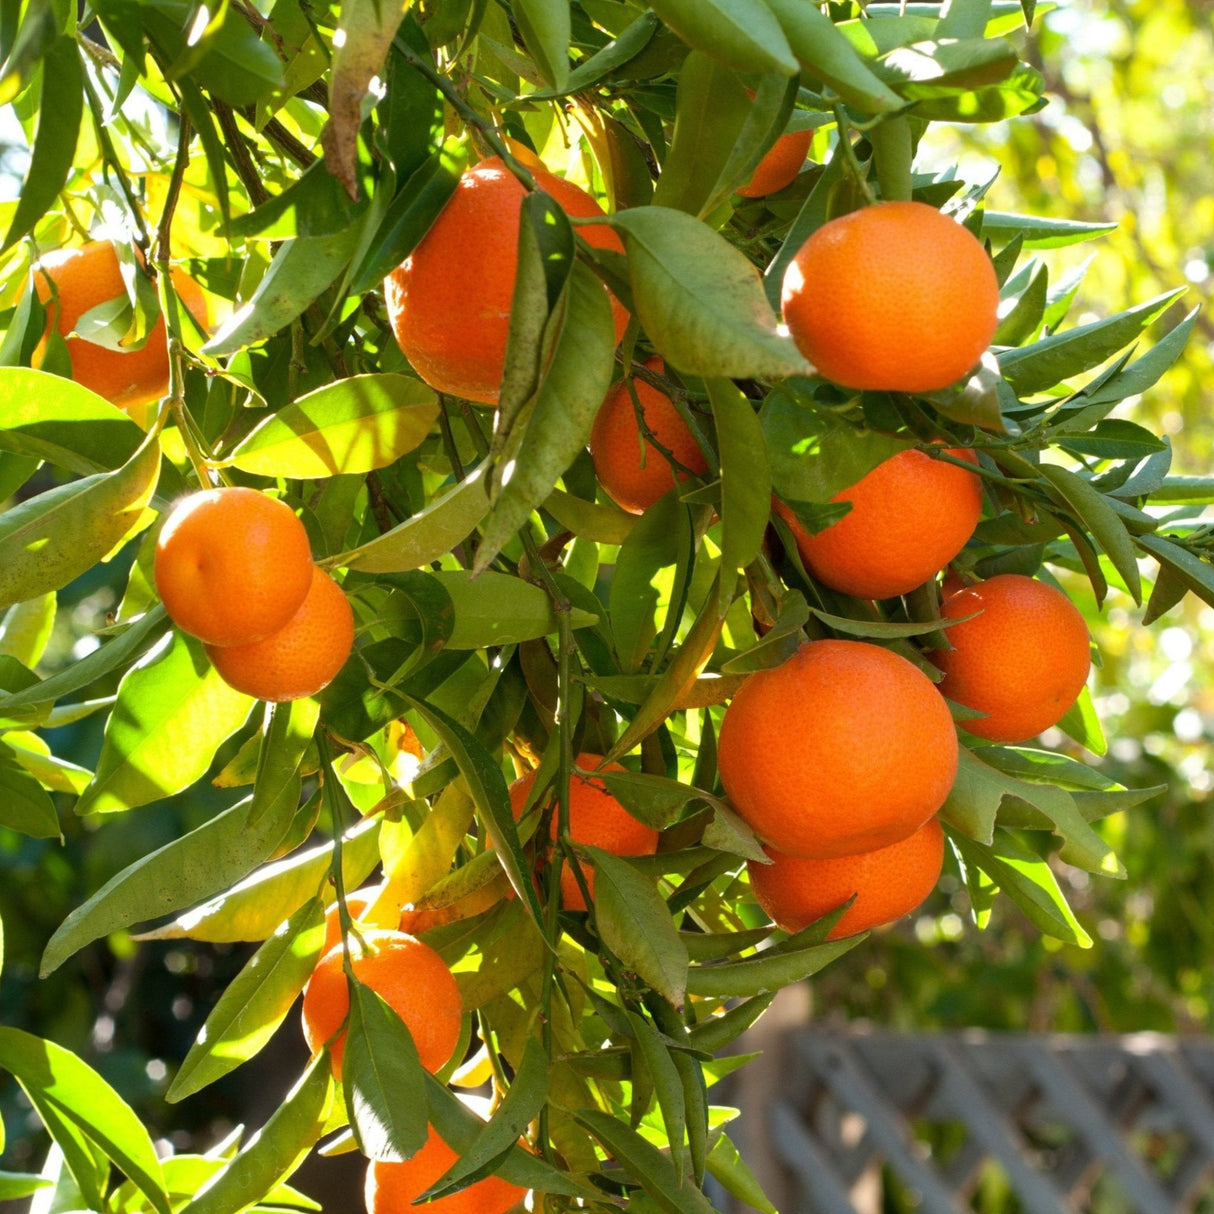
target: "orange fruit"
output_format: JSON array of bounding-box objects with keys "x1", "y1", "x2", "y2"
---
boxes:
[
  {"x1": 508, "y1": 753, "x2": 659, "y2": 911},
  {"x1": 365, "y1": 1123, "x2": 527, "y2": 1214},
  {"x1": 384, "y1": 157, "x2": 627, "y2": 405},
  {"x1": 717, "y1": 640, "x2": 957, "y2": 858},
  {"x1": 589, "y1": 357, "x2": 709, "y2": 514},
  {"x1": 773, "y1": 445, "x2": 982, "y2": 599},
  {"x1": 748, "y1": 816, "x2": 945, "y2": 939},
  {"x1": 154, "y1": 487, "x2": 314, "y2": 647},
  {"x1": 737, "y1": 128, "x2": 813, "y2": 198},
  {"x1": 300, "y1": 928, "x2": 462, "y2": 1080},
  {"x1": 205, "y1": 565, "x2": 354, "y2": 702},
  {"x1": 930, "y1": 573, "x2": 1091, "y2": 743},
  {"x1": 780, "y1": 201, "x2": 999, "y2": 392},
  {"x1": 34, "y1": 241, "x2": 207, "y2": 419}
]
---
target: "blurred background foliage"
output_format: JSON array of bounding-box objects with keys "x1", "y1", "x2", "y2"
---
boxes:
[
  {"x1": 816, "y1": 0, "x2": 1214, "y2": 1037},
  {"x1": 1, "y1": 0, "x2": 1212, "y2": 1182}
]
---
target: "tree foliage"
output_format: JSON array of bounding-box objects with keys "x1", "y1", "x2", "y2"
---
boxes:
[{"x1": 0, "y1": 0, "x2": 1207, "y2": 1210}]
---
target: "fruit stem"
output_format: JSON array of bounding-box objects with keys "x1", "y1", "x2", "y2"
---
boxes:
[{"x1": 831, "y1": 104, "x2": 877, "y2": 207}]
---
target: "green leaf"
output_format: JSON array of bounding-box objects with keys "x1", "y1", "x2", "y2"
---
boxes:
[
  {"x1": 0, "y1": 367, "x2": 144, "y2": 473},
  {"x1": 981, "y1": 210, "x2": 1118, "y2": 249},
  {"x1": 341, "y1": 465, "x2": 490, "y2": 573},
  {"x1": 612, "y1": 207, "x2": 811, "y2": 380},
  {"x1": 709, "y1": 378, "x2": 770, "y2": 571},
  {"x1": 939, "y1": 745, "x2": 1002, "y2": 843},
  {"x1": 647, "y1": 0, "x2": 796, "y2": 75},
  {"x1": 950, "y1": 828, "x2": 1092, "y2": 947},
  {"x1": 168, "y1": 898, "x2": 326, "y2": 1102},
  {"x1": 625, "y1": 1010, "x2": 687, "y2": 1181},
  {"x1": 936, "y1": 0, "x2": 992, "y2": 39},
  {"x1": 0, "y1": 1172, "x2": 51, "y2": 1201},
  {"x1": 706, "y1": 1132, "x2": 777, "y2": 1214},
  {"x1": 0, "y1": 424, "x2": 161, "y2": 613},
  {"x1": 595, "y1": 768, "x2": 704, "y2": 830},
  {"x1": 0, "y1": 740, "x2": 59, "y2": 838},
  {"x1": 349, "y1": 139, "x2": 470, "y2": 293},
  {"x1": 226, "y1": 375, "x2": 439, "y2": 477},
  {"x1": 76, "y1": 632, "x2": 254, "y2": 815},
  {"x1": 41, "y1": 788, "x2": 302, "y2": 975},
  {"x1": 0, "y1": 606, "x2": 168, "y2": 718},
  {"x1": 202, "y1": 227, "x2": 361, "y2": 356},
  {"x1": 761, "y1": 387, "x2": 910, "y2": 502},
  {"x1": 423, "y1": 1073, "x2": 597, "y2": 1198},
  {"x1": 0, "y1": 593, "x2": 55, "y2": 668},
  {"x1": 575, "y1": 1109, "x2": 718, "y2": 1214},
  {"x1": 1054, "y1": 418, "x2": 1168, "y2": 461},
  {"x1": 513, "y1": 0, "x2": 570, "y2": 89},
  {"x1": 0, "y1": 1028, "x2": 171, "y2": 1214},
  {"x1": 1038, "y1": 463, "x2": 1141, "y2": 603},
  {"x1": 425, "y1": 1035, "x2": 548, "y2": 1199},
  {"x1": 650, "y1": 51, "x2": 751, "y2": 216},
  {"x1": 474, "y1": 261, "x2": 618, "y2": 573},
  {"x1": 400, "y1": 692, "x2": 545, "y2": 925},
  {"x1": 136, "y1": 816, "x2": 382, "y2": 944},
  {"x1": 432, "y1": 569, "x2": 598, "y2": 649},
  {"x1": 584, "y1": 846, "x2": 688, "y2": 1008},
  {"x1": 765, "y1": 0, "x2": 902, "y2": 111},
  {"x1": 610, "y1": 494, "x2": 693, "y2": 674},
  {"x1": 178, "y1": 1053, "x2": 332, "y2": 1214},
  {"x1": 1, "y1": 36, "x2": 82, "y2": 252},
  {"x1": 248, "y1": 697, "x2": 320, "y2": 830},
  {"x1": 343, "y1": 979, "x2": 430, "y2": 1162},
  {"x1": 684, "y1": 932, "x2": 860, "y2": 997},
  {"x1": 998, "y1": 289, "x2": 1184, "y2": 395}
]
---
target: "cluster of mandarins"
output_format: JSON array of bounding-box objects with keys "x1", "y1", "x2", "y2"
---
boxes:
[
  {"x1": 383, "y1": 143, "x2": 1093, "y2": 946},
  {"x1": 153, "y1": 487, "x2": 354, "y2": 703}
]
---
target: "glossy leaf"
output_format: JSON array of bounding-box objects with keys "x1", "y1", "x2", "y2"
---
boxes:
[
  {"x1": 227, "y1": 375, "x2": 438, "y2": 477},
  {"x1": 613, "y1": 207, "x2": 811, "y2": 380},
  {"x1": 709, "y1": 378, "x2": 771, "y2": 571},
  {"x1": 343, "y1": 980, "x2": 429, "y2": 1162},
  {"x1": 178, "y1": 1053, "x2": 332, "y2": 1214},
  {"x1": 76, "y1": 632, "x2": 254, "y2": 816},
  {"x1": 0, "y1": 740, "x2": 59, "y2": 838},
  {"x1": 513, "y1": 0, "x2": 570, "y2": 89},
  {"x1": 168, "y1": 898, "x2": 326, "y2": 1102},
  {"x1": 0, "y1": 424, "x2": 160, "y2": 613},
  {"x1": 684, "y1": 934, "x2": 860, "y2": 997},
  {"x1": 585, "y1": 846, "x2": 688, "y2": 1008},
  {"x1": 434, "y1": 569, "x2": 598, "y2": 649},
  {"x1": 0, "y1": 1028, "x2": 170, "y2": 1214},
  {"x1": 647, "y1": 0, "x2": 796, "y2": 76}
]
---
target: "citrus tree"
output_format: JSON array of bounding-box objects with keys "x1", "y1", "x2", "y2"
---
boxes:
[{"x1": 0, "y1": 0, "x2": 1208, "y2": 1211}]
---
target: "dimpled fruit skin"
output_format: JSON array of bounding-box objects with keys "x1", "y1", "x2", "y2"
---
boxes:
[
  {"x1": 737, "y1": 128, "x2": 813, "y2": 198},
  {"x1": 774, "y1": 446, "x2": 983, "y2": 599},
  {"x1": 205, "y1": 565, "x2": 353, "y2": 703},
  {"x1": 384, "y1": 157, "x2": 627, "y2": 405},
  {"x1": 932, "y1": 573, "x2": 1092, "y2": 743},
  {"x1": 717, "y1": 640, "x2": 958, "y2": 859},
  {"x1": 301, "y1": 929, "x2": 462, "y2": 1081},
  {"x1": 365, "y1": 1125, "x2": 527, "y2": 1214},
  {"x1": 154, "y1": 487, "x2": 314, "y2": 648},
  {"x1": 508, "y1": 753, "x2": 659, "y2": 911},
  {"x1": 34, "y1": 242, "x2": 207, "y2": 414},
  {"x1": 589, "y1": 357, "x2": 709, "y2": 514},
  {"x1": 780, "y1": 201, "x2": 999, "y2": 393},
  {"x1": 748, "y1": 816, "x2": 945, "y2": 940}
]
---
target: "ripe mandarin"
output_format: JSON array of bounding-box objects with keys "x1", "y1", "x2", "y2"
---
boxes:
[
  {"x1": 154, "y1": 487, "x2": 314, "y2": 647},
  {"x1": 717, "y1": 640, "x2": 957, "y2": 858},
  {"x1": 508, "y1": 754, "x2": 659, "y2": 911},
  {"x1": 589, "y1": 357, "x2": 709, "y2": 514},
  {"x1": 34, "y1": 242, "x2": 207, "y2": 419},
  {"x1": 365, "y1": 1122, "x2": 527, "y2": 1214},
  {"x1": 780, "y1": 201, "x2": 999, "y2": 392},
  {"x1": 931, "y1": 573, "x2": 1091, "y2": 743},
  {"x1": 737, "y1": 127, "x2": 813, "y2": 198},
  {"x1": 300, "y1": 928, "x2": 462, "y2": 1080},
  {"x1": 748, "y1": 816, "x2": 945, "y2": 939},
  {"x1": 385, "y1": 157, "x2": 627, "y2": 405},
  {"x1": 205, "y1": 565, "x2": 354, "y2": 702},
  {"x1": 773, "y1": 445, "x2": 983, "y2": 599}
]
